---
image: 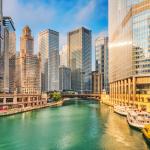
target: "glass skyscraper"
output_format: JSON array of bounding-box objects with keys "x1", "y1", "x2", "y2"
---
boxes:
[
  {"x1": 68, "y1": 27, "x2": 92, "y2": 93},
  {"x1": 0, "y1": 0, "x2": 12, "y2": 93},
  {"x1": 38, "y1": 29, "x2": 59, "y2": 92},
  {"x1": 3, "y1": 17, "x2": 16, "y2": 93},
  {"x1": 59, "y1": 66, "x2": 71, "y2": 91},
  {"x1": 95, "y1": 36, "x2": 109, "y2": 93},
  {"x1": 109, "y1": 0, "x2": 150, "y2": 111}
]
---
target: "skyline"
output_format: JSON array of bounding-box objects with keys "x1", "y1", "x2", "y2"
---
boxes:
[
  {"x1": 3, "y1": 0, "x2": 108, "y2": 70},
  {"x1": 0, "y1": 0, "x2": 150, "y2": 149}
]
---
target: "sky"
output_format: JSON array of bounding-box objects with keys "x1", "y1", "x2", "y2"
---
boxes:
[{"x1": 4, "y1": 0, "x2": 108, "y2": 70}]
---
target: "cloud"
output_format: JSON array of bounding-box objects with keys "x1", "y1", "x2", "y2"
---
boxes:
[
  {"x1": 3, "y1": 0, "x2": 55, "y2": 28},
  {"x1": 3, "y1": 0, "x2": 108, "y2": 71},
  {"x1": 75, "y1": 0, "x2": 96, "y2": 23},
  {"x1": 3, "y1": 0, "x2": 56, "y2": 52}
]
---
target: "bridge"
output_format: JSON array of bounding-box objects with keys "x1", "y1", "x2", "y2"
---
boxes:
[{"x1": 62, "y1": 93, "x2": 101, "y2": 101}]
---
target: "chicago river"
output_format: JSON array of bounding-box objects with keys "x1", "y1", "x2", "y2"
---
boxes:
[{"x1": 0, "y1": 99, "x2": 149, "y2": 150}]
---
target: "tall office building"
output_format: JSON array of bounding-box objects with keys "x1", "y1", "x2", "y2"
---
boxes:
[
  {"x1": 68, "y1": 27, "x2": 92, "y2": 93},
  {"x1": 59, "y1": 45, "x2": 68, "y2": 67},
  {"x1": 16, "y1": 26, "x2": 41, "y2": 94},
  {"x1": 0, "y1": 0, "x2": 16, "y2": 93},
  {"x1": 92, "y1": 71, "x2": 101, "y2": 94},
  {"x1": 95, "y1": 36, "x2": 109, "y2": 93},
  {"x1": 38, "y1": 29, "x2": 59, "y2": 92},
  {"x1": 59, "y1": 66, "x2": 71, "y2": 91},
  {"x1": 0, "y1": 0, "x2": 9, "y2": 93},
  {"x1": 3, "y1": 17, "x2": 16, "y2": 93},
  {"x1": 109, "y1": 0, "x2": 150, "y2": 111},
  {"x1": 0, "y1": 0, "x2": 2, "y2": 19}
]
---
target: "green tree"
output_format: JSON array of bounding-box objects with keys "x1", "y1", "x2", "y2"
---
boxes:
[{"x1": 52, "y1": 92, "x2": 62, "y2": 101}]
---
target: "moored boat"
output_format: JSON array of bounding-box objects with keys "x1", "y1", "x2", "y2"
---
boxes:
[
  {"x1": 142, "y1": 125, "x2": 150, "y2": 144},
  {"x1": 114, "y1": 105, "x2": 131, "y2": 116},
  {"x1": 114, "y1": 105, "x2": 127, "y2": 116},
  {"x1": 127, "y1": 110, "x2": 150, "y2": 130}
]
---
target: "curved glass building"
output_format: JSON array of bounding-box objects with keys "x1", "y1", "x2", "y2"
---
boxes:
[{"x1": 109, "y1": 0, "x2": 150, "y2": 111}]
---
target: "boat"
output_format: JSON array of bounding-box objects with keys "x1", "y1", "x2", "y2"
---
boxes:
[
  {"x1": 114, "y1": 105, "x2": 130, "y2": 116},
  {"x1": 127, "y1": 110, "x2": 150, "y2": 130},
  {"x1": 142, "y1": 124, "x2": 150, "y2": 144}
]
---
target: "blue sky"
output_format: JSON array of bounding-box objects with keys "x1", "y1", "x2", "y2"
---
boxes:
[{"x1": 4, "y1": 0, "x2": 108, "y2": 70}]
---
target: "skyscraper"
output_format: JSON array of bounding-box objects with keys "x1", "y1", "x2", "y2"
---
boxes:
[
  {"x1": 0, "y1": 0, "x2": 9, "y2": 93},
  {"x1": 95, "y1": 36, "x2": 109, "y2": 93},
  {"x1": 59, "y1": 45, "x2": 68, "y2": 67},
  {"x1": 3, "y1": 17, "x2": 16, "y2": 93},
  {"x1": 59, "y1": 66, "x2": 71, "y2": 91},
  {"x1": 92, "y1": 71, "x2": 101, "y2": 94},
  {"x1": 16, "y1": 26, "x2": 41, "y2": 94},
  {"x1": 109, "y1": 0, "x2": 150, "y2": 111},
  {"x1": 0, "y1": 0, "x2": 3, "y2": 20},
  {"x1": 38, "y1": 29, "x2": 59, "y2": 92},
  {"x1": 68, "y1": 27, "x2": 92, "y2": 93},
  {"x1": 0, "y1": 27, "x2": 9, "y2": 93}
]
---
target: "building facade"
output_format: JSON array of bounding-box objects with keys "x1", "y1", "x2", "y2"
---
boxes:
[
  {"x1": 3, "y1": 17, "x2": 16, "y2": 93},
  {"x1": 95, "y1": 36, "x2": 109, "y2": 93},
  {"x1": 38, "y1": 29, "x2": 59, "y2": 92},
  {"x1": 92, "y1": 71, "x2": 101, "y2": 94},
  {"x1": 16, "y1": 26, "x2": 41, "y2": 94},
  {"x1": 59, "y1": 45, "x2": 68, "y2": 67},
  {"x1": 68, "y1": 27, "x2": 92, "y2": 93},
  {"x1": 0, "y1": 0, "x2": 9, "y2": 93},
  {"x1": 109, "y1": 0, "x2": 150, "y2": 111},
  {"x1": 0, "y1": 26, "x2": 9, "y2": 93},
  {"x1": 59, "y1": 66, "x2": 71, "y2": 91}
]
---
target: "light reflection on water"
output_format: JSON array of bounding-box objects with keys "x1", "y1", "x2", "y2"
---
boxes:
[
  {"x1": 99, "y1": 105, "x2": 149, "y2": 150},
  {"x1": 0, "y1": 100, "x2": 149, "y2": 150}
]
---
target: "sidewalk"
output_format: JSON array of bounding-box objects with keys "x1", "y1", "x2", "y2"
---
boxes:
[{"x1": 0, "y1": 100, "x2": 64, "y2": 117}]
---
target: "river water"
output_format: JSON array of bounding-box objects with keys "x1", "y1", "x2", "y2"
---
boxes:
[{"x1": 0, "y1": 99, "x2": 149, "y2": 150}]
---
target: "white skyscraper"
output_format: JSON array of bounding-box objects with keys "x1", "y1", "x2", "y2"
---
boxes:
[
  {"x1": 38, "y1": 29, "x2": 59, "y2": 92},
  {"x1": 59, "y1": 45, "x2": 68, "y2": 67}
]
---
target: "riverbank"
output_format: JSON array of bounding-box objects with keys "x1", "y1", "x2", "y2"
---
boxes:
[
  {"x1": 101, "y1": 101, "x2": 113, "y2": 107},
  {"x1": 0, "y1": 99, "x2": 148, "y2": 150},
  {"x1": 0, "y1": 100, "x2": 64, "y2": 117}
]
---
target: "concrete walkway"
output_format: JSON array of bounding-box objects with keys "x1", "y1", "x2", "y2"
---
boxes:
[{"x1": 0, "y1": 100, "x2": 64, "y2": 117}]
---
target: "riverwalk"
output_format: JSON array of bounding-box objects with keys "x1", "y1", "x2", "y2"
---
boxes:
[{"x1": 0, "y1": 100, "x2": 64, "y2": 117}]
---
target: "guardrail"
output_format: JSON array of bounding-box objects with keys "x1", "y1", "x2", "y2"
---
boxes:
[{"x1": 62, "y1": 94, "x2": 101, "y2": 100}]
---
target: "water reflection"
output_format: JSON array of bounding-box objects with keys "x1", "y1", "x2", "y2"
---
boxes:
[
  {"x1": 99, "y1": 104, "x2": 149, "y2": 150},
  {"x1": 0, "y1": 100, "x2": 149, "y2": 150}
]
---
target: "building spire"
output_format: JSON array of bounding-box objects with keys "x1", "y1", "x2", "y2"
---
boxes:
[{"x1": 0, "y1": 0, "x2": 3, "y2": 22}]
